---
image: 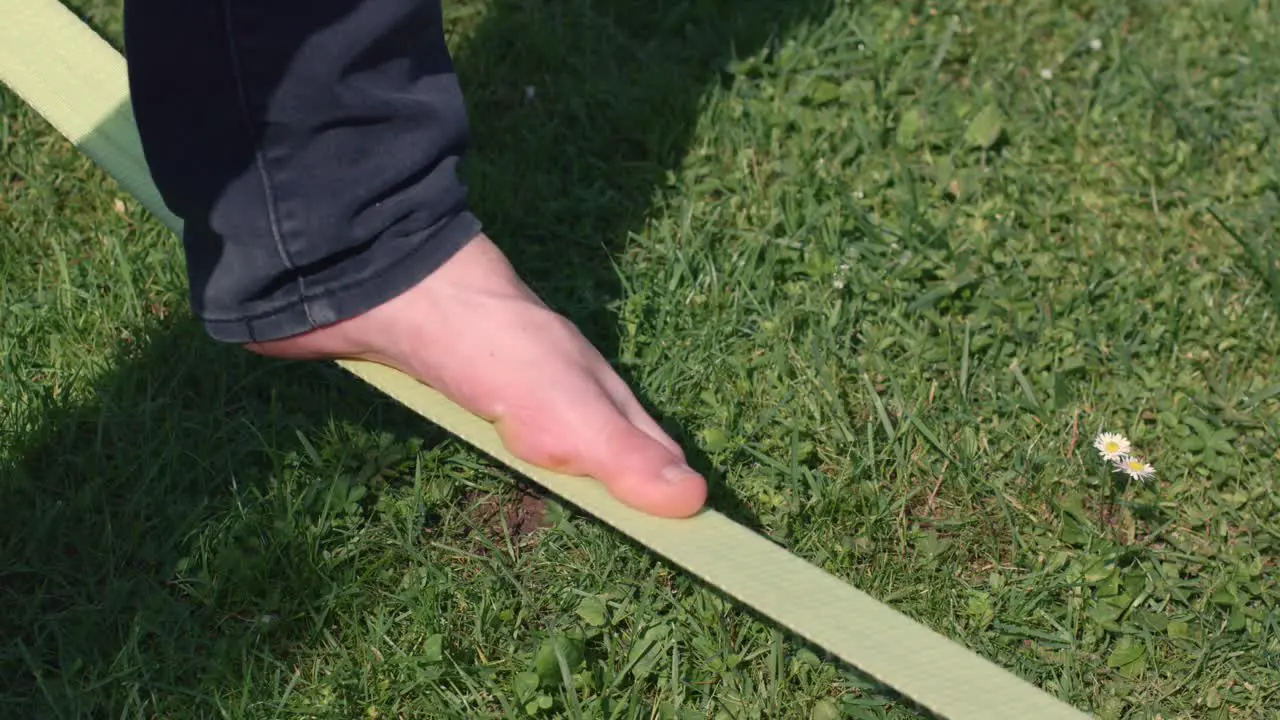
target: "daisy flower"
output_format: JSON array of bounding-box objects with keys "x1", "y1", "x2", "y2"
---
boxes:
[
  {"x1": 1093, "y1": 432, "x2": 1131, "y2": 461},
  {"x1": 1115, "y1": 455, "x2": 1156, "y2": 480}
]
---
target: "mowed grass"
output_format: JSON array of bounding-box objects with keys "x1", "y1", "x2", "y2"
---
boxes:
[{"x1": 3, "y1": 0, "x2": 1279, "y2": 717}]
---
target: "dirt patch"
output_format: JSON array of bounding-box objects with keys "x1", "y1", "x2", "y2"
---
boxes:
[{"x1": 459, "y1": 489, "x2": 552, "y2": 549}]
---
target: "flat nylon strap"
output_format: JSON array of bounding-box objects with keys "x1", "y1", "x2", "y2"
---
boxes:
[{"x1": 0, "y1": 2, "x2": 1090, "y2": 717}]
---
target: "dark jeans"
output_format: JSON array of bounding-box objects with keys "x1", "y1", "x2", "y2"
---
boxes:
[{"x1": 123, "y1": 0, "x2": 481, "y2": 343}]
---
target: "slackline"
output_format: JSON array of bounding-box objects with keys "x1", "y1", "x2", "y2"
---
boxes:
[{"x1": 0, "y1": 2, "x2": 1091, "y2": 718}]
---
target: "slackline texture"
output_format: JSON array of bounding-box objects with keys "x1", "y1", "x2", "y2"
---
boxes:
[{"x1": 0, "y1": 2, "x2": 1091, "y2": 718}]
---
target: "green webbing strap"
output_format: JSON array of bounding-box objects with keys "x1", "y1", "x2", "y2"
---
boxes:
[{"x1": 0, "y1": 2, "x2": 1091, "y2": 717}]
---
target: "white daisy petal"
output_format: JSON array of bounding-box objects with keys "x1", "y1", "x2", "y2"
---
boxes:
[
  {"x1": 1093, "y1": 432, "x2": 1131, "y2": 460},
  {"x1": 1114, "y1": 455, "x2": 1156, "y2": 480}
]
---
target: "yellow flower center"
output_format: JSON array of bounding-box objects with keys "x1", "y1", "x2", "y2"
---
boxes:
[
  {"x1": 1105, "y1": 442, "x2": 1120, "y2": 453},
  {"x1": 1126, "y1": 460, "x2": 1143, "y2": 471}
]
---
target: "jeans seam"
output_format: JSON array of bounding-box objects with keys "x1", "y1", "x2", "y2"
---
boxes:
[{"x1": 220, "y1": 0, "x2": 316, "y2": 329}]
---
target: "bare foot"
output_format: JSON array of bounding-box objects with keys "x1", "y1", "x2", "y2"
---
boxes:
[{"x1": 246, "y1": 233, "x2": 707, "y2": 518}]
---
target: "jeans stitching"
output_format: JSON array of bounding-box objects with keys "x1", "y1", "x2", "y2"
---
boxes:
[{"x1": 220, "y1": 0, "x2": 316, "y2": 331}]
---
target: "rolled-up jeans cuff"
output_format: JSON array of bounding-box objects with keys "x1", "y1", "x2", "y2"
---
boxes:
[
  {"x1": 201, "y1": 210, "x2": 481, "y2": 343},
  {"x1": 123, "y1": 0, "x2": 477, "y2": 343}
]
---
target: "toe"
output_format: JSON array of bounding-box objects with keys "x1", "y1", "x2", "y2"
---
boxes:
[
  {"x1": 497, "y1": 388, "x2": 707, "y2": 519},
  {"x1": 583, "y1": 416, "x2": 708, "y2": 518}
]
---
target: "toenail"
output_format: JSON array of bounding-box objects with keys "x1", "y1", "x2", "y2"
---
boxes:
[{"x1": 661, "y1": 463, "x2": 699, "y2": 484}]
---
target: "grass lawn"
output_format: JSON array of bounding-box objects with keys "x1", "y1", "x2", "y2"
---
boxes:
[{"x1": 3, "y1": 0, "x2": 1279, "y2": 717}]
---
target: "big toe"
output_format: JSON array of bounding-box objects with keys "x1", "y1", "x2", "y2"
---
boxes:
[
  {"x1": 503, "y1": 404, "x2": 708, "y2": 519},
  {"x1": 588, "y1": 421, "x2": 708, "y2": 518}
]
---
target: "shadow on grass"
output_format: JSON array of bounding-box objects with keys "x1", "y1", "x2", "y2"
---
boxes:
[
  {"x1": 0, "y1": 319, "x2": 432, "y2": 714},
  {"x1": 1, "y1": 0, "x2": 846, "y2": 714}
]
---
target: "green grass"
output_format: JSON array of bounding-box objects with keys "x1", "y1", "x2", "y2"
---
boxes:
[{"x1": 3, "y1": 0, "x2": 1279, "y2": 717}]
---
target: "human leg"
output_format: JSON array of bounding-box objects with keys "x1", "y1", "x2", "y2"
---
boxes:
[{"x1": 122, "y1": 0, "x2": 707, "y2": 517}]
